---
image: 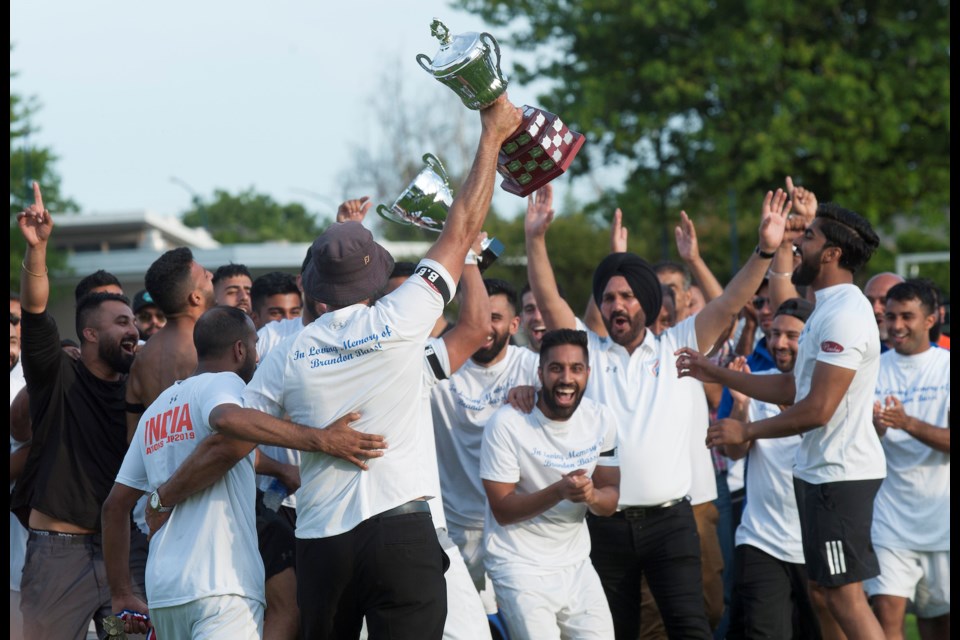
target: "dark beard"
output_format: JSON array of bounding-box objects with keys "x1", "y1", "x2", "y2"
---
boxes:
[
  {"x1": 472, "y1": 332, "x2": 510, "y2": 365},
  {"x1": 603, "y1": 311, "x2": 644, "y2": 347},
  {"x1": 539, "y1": 385, "x2": 585, "y2": 420},
  {"x1": 99, "y1": 340, "x2": 134, "y2": 374}
]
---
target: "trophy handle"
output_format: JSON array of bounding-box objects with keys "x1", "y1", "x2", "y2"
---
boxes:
[
  {"x1": 416, "y1": 53, "x2": 434, "y2": 74},
  {"x1": 422, "y1": 153, "x2": 449, "y2": 182},
  {"x1": 480, "y1": 33, "x2": 503, "y2": 81},
  {"x1": 377, "y1": 204, "x2": 405, "y2": 225}
]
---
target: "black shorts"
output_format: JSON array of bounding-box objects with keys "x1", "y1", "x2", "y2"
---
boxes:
[
  {"x1": 793, "y1": 477, "x2": 882, "y2": 587},
  {"x1": 256, "y1": 489, "x2": 297, "y2": 580}
]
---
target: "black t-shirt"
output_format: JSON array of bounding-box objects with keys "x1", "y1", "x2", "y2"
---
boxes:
[{"x1": 10, "y1": 310, "x2": 129, "y2": 531}]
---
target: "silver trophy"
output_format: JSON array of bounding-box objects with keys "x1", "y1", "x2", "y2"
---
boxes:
[
  {"x1": 377, "y1": 153, "x2": 453, "y2": 233},
  {"x1": 417, "y1": 19, "x2": 586, "y2": 197}
]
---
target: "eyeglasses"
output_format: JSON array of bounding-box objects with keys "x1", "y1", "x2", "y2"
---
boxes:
[{"x1": 751, "y1": 296, "x2": 770, "y2": 310}]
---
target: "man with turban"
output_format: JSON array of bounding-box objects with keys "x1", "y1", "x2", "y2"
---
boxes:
[{"x1": 524, "y1": 187, "x2": 790, "y2": 639}]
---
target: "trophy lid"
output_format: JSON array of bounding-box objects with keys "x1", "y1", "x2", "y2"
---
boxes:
[{"x1": 423, "y1": 19, "x2": 487, "y2": 76}]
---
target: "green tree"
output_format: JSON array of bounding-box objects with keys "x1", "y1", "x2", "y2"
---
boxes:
[
  {"x1": 456, "y1": 0, "x2": 950, "y2": 289},
  {"x1": 10, "y1": 63, "x2": 78, "y2": 291},
  {"x1": 181, "y1": 188, "x2": 329, "y2": 244}
]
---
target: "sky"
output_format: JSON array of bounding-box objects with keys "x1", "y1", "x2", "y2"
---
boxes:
[{"x1": 11, "y1": 0, "x2": 621, "y2": 224}]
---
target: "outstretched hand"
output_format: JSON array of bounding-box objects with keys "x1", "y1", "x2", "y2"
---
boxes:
[
  {"x1": 726, "y1": 357, "x2": 751, "y2": 407},
  {"x1": 706, "y1": 418, "x2": 749, "y2": 449},
  {"x1": 320, "y1": 412, "x2": 386, "y2": 471},
  {"x1": 675, "y1": 346, "x2": 721, "y2": 383},
  {"x1": 784, "y1": 176, "x2": 817, "y2": 243},
  {"x1": 675, "y1": 210, "x2": 699, "y2": 262},
  {"x1": 480, "y1": 93, "x2": 523, "y2": 144},
  {"x1": 758, "y1": 188, "x2": 791, "y2": 254},
  {"x1": 525, "y1": 184, "x2": 555, "y2": 238},
  {"x1": 337, "y1": 196, "x2": 372, "y2": 223},
  {"x1": 17, "y1": 182, "x2": 53, "y2": 247}
]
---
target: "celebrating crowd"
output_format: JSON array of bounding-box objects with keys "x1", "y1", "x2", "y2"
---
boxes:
[{"x1": 10, "y1": 95, "x2": 949, "y2": 640}]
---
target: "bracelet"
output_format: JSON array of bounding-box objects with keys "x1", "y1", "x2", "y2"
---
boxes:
[
  {"x1": 768, "y1": 270, "x2": 793, "y2": 278},
  {"x1": 21, "y1": 261, "x2": 47, "y2": 278},
  {"x1": 754, "y1": 245, "x2": 776, "y2": 259}
]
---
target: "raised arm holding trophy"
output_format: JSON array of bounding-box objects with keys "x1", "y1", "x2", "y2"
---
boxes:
[{"x1": 417, "y1": 18, "x2": 586, "y2": 197}]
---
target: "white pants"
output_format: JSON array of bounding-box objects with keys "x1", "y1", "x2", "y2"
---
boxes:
[
  {"x1": 864, "y1": 546, "x2": 950, "y2": 618},
  {"x1": 492, "y1": 559, "x2": 614, "y2": 640},
  {"x1": 438, "y1": 528, "x2": 493, "y2": 640},
  {"x1": 151, "y1": 594, "x2": 264, "y2": 639},
  {"x1": 447, "y1": 522, "x2": 498, "y2": 615}
]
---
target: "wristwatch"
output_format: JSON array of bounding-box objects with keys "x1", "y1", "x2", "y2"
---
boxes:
[{"x1": 149, "y1": 489, "x2": 174, "y2": 513}]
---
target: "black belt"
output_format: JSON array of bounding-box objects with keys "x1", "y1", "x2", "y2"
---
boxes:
[
  {"x1": 615, "y1": 496, "x2": 688, "y2": 520},
  {"x1": 373, "y1": 499, "x2": 431, "y2": 520}
]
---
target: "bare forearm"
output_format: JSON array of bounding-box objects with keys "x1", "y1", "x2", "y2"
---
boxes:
[
  {"x1": 586, "y1": 486, "x2": 619, "y2": 516},
  {"x1": 211, "y1": 406, "x2": 323, "y2": 450},
  {"x1": 768, "y1": 245, "x2": 800, "y2": 311},
  {"x1": 734, "y1": 320, "x2": 757, "y2": 357},
  {"x1": 525, "y1": 234, "x2": 577, "y2": 330},
  {"x1": 20, "y1": 244, "x2": 50, "y2": 314},
  {"x1": 697, "y1": 254, "x2": 771, "y2": 350},
  {"x1": 456, "y1": 264, "x2": 488, "y2": 338},
  {"x1": 745, "y1": 396, "x2": 827, "y2": 440},
  {"x1": 159, "y1": 434, "x2": 251, "y2": 506},
  {"x1": 902, "y1": 420, "x2": 950, "y2": 453},
  {"x1": 488, "y1": 482, "x2": 563, "y2": 526},
  {"x1": 425, "y1": 133, "x2": 501, "y2": 282},
  {"x1": 584, "y1": 297, "x2": 606, "y2": 337},
  {"x1": 685, "y1": 256, "x2": 724, "y2": 302},
  {"x1": 102, "y1": 493, "x2": 136, "y2": 597}
]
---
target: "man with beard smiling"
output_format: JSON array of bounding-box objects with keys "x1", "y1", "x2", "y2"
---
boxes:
[
  {"x1": 11, "y1": 182, "x2": 144, "y2": 640},
  {"x1": 526, "y1": 188, "x2": 790, "y2": 639},
  {"x1": 480, "y1": 329, "x2": 619, "y2": 639},
  {"x1": 432, "y1": 278, "x2": 540, "y2": 614},
  {"x1": 703, "y1": 202, "x2": 886, "y2": 639}
]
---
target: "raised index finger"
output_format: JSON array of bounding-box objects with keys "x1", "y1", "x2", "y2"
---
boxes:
[{"x1": 33, "y1": 181, "x2": 44, "y2": 210}]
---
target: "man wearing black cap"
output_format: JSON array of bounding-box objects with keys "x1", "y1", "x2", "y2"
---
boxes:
[
  {"x1": 525, "y1": 189, "x2": 790, "y2": 639},
  {"x1": 132, "y1": 289, "x2": 166, "y2": 341},
  {"x1": 238, "y1": 95, "x2": 522, "y2": 639}
]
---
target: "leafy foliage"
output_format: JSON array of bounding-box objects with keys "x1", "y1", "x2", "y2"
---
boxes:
[
  {"x1": 455, "y1": 0, "x2": 950, "y2": 291},
  {"x1": 181, "y1": 188, "x2": 329, "y2": 244}
]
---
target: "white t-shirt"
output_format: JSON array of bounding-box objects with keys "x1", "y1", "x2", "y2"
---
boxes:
[
  {"x1": 10, "y1": 362, "x2": 28, "y2": 592},
  {"x1": 256, "y1": 317, "x2": 306, "y2": 361},
  {"x1": 420, "y1": 337, "x2": 453, "y2": 530},
  {"x1": 480, "y1": 398, "x2": 618, "y2": 575},
  {"x1": 244, "y1": 258, "x2": 456, "y2": 539},
  {"x1": 246, "y1": 331, "x2": 305, "y2": 510},
  {"x1": 734, "y1": 371, "x2": 804, "y2": 564},
  {"x1": 872, "y1": 347, "x2": 950, "y2": 551},
  {"x1": 585, "y1": 315, "x2": 702, "y2": 506},
  {"x1": 793, "y1": 284, "x2": 885, "y2": 484},
  {"x1": 431, "y1": 345, "x2": 540, "y2": 528},
  {"x1": 249, "y1": 318, "x2": 304, "y2": 509},
  {"x1": 115, "y1": 373, "x2": 264, "y2": 608},
  {"x1": 686, "y1": 374, "x2": 716, "y2": 505}
]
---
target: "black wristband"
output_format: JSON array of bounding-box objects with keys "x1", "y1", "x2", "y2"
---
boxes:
[{"x1": 755, "y1": 245, "x2": 776, "y2": 259}]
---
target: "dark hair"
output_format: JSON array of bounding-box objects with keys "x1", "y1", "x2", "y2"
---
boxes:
[
  {"x1": 887, "y1": 281, "x2": 937, "y2": 318},
  {"x1": 815, "y1": 203, "x2": 879, "y2": 274},
  {"x1": 484, "y1": 278, "x2": 518, "y2": 310},
  {"x1": 75, "y1": 292, "x2": 131, "y2": 342},
  {"x1": 774, "y1": 297, "x2": 815, "y2": 324},
  {"x1": 521, "y1": 281, "x2": 566, "y2": 302},
  {"x1": 653, "y1": 261, "x2": 692, "y2": 290},
  {"x1": 212, "y1": 263, "x2": 252, "y2": 285},
  {"x1": 10, "y1": 313, "x2": 20, "y2": 327},
  {"x1": 539, "y1": 329, "x2": 589, "y2": 364},
  {"x1": 145, "y1": 247, "x2": 196, "y2": 315},
  {"x1": 251, "y1": 271, "x2": 301, "y2": 311},
  {"x1": 74, "y1": 270, "x2": 122, "y2": 302},
  {"x1": 390, "y1": 261, "x2": 418, "y2": 280},
  {"x1": 194, "y1": 306, "x2": 253, "y2": 360}
]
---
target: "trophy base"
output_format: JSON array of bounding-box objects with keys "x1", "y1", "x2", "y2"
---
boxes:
[{"x1": 497, "y1": 106, "x2": 586, "y2": 197}]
